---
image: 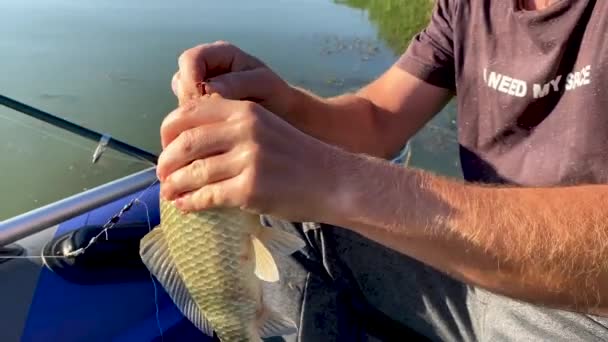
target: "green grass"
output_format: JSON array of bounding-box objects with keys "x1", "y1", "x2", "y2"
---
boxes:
[{"x1": 336, "y1": 0, "x2": 434, "y2": 54}]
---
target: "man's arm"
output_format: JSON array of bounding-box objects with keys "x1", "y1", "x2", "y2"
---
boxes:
[
  {"x1": 326, "y1": 153, "x2": 608, "y2": 316},
  {"x1": 285, "y1": 66, "x2": 453, "y2": 159}
]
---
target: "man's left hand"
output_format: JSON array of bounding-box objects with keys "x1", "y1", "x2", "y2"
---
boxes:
[{"x1": 157, "y1": 94, "x2": 342, "y2": 222}]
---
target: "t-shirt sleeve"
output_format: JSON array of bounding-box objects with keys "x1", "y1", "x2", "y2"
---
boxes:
[{"x1": 396, "y1": 0, "x2": 457, "y2": 90}]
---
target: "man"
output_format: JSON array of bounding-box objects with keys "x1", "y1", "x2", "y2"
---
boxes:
[{"x1": 155, "y1": 0, "x2": 608, "y2": 340}]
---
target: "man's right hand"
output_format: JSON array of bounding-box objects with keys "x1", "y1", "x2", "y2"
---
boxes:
[{"x1": 172, "y1": 41, "x2": 294, "y2": 117}]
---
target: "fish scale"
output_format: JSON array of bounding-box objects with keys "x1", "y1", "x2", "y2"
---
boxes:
[
  {"x1": 140, "y1": 199, "x2": 305, "y2": 341},
  {"x1": 161, "y1": 203, "x2": 259, "y2": 341}
]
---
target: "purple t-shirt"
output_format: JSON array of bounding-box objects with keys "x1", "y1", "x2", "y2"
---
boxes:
[{"x1": 398, "y1": 0, "x2": 608, "y2": 187}]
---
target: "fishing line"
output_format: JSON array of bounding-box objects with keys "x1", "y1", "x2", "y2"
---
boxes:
[
  {"x1": 137, "y1": 198, "x2": 164, "y2": 342},
  {"x1": 64, "y1": 179, "x2": 160, "y2": 258},
  {"x1": 0, "y1": 179, "x2": 159, "y2": 262},
  {"x1": 0, "y1": 255, "x2": 68, "y2": 259}
]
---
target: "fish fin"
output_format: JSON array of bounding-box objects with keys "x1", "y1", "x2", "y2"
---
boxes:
[
  {"x1": 251, "y1": 236, "x2": 279, "y2": 283},
  {"x1": 139, "y1": 228, "x2": 214, "y2": 337},
  {"x1": 257, "y1": 307, "x2": 298, "y2": 338},
  {"x1": 257, "y1": 218, "x2": 307, "y2": 256}
]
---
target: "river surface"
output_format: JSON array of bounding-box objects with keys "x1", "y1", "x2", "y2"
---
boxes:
[{"x1": 0, "y1": 0, "x2": 459, "y2": 221}]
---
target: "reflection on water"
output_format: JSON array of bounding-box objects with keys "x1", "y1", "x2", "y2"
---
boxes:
[{"x1": 0, "y1": 0, "x2": 459, "y2": 220}]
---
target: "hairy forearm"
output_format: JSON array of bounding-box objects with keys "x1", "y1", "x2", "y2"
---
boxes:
[
  {"x1": 286, "y1": 86, "x2": 409, "y2": 159},
  {"x1": 327, "y1": 152, "x2": 608, "y2": 315}
]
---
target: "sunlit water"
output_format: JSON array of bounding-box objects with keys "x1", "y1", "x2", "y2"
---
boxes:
[{"x1": 0, "y1": 0, "x2": 459, "y2": 221}]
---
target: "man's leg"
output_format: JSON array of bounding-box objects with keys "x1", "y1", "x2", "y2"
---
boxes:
[
  {"x1": 317, "y1": 224, "x2": 480, "y2": 341},
  {"x1": 260, "y1": 219, "x2": 366, "y2": 342},
  {"x1": 261, "y1": 217, "x2": 482, "y2": 341}
]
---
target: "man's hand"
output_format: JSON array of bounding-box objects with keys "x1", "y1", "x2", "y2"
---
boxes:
[
  {"x1": 171, "y1": 41, "x2": 294, "y2": 122},
  {"x1": 171, "y1": 41, "x2": 453, "y2": 158},
  {"x1": 156, "y1": 94, "x2": 341, "y2": 222}
]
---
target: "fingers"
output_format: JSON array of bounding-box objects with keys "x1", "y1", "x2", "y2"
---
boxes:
[
  {"x1": 176, "y1": 51, "x2": 206, "y2": 103},
  {"x1": 172, "y1": 71, "x2": 206, "y2": 106},
  {"x1": 177, "y1": 41, "x2": 260, "y2": 102},
  {"x1": 171, "y1": 71, "x2": 182, "y2": 102},
  {"x1": 160, "y1": 150, "x2": 245, "y2": 201},
  {"x1": 204, "y1": 68, "x2": 279, "y2": 101},
  {"x1": 173, "y1": 176, "x2": 245, "y2": 212},
  {"x1": 160, "y1": 94, "x2": 234, "y2": 149},
  {"x1": 157, "y1": 121, "x2": 236, "y2": 181}
]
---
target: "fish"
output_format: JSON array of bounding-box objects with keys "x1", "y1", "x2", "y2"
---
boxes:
[{"x1": 139, "y1": 198, "x2": 307, "y2": 341}]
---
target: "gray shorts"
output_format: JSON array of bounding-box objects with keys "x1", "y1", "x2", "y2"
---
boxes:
[{"x1": 261, "y1": 219, "x2": 608, "y2": 342}]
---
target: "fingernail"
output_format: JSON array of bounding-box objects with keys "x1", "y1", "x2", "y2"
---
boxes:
[
  {"x1": 174, "y1": 191, "x2": 191, "y2": 206},
  {"x1": 159, "y1": 186, "x2": 167, "y2": 200},
  {"x1": 206, "y1": 80, "x2": 225, "y2": 95},
  {"x1": 172, "y1": 199, "x2": 185, "y2": 213},
  {"x1": 174, "y1": 197, "x2": 186, "y2": 211}
]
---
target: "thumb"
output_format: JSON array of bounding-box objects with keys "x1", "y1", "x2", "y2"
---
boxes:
[
  {"x1": 205, "y1": 68, "x2": 280, "y2": 101},
  {"x1": 172, "y1": 71, "x2": 204, "y2": 106}
]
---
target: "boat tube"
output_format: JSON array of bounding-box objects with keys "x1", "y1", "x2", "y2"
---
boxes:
[{"x1": 1, "y1": 180, "x2": 212, "y2": 342}]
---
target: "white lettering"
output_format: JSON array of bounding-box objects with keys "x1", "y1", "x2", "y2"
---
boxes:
[
  {"x1": 533, "y1": 75, "x2": 562, "y2": 99},
  {"x1": 482, "y1": 64, "x2": 592, "y2": 97},
  {"x1": 488, "y1": 72, "x2": 501, "y2": 89},
  {"x1": 514, "y1": 80, "x2": 527, "y2": 97},
  {"x1": 549, "y1": 75, "x2": 562, "y2": 91},
  {"x1": 485, "y1": 69, "x2": 527, "y2": 97},
  {"x1": 582, "y1": 65, "x2": 591, "y2": 85},
  {"x1": 498, "y1": 76, "x2": 512, "y2": 93},
  {"x1": 565, "y1": 65, "x2": 592, "y2": 91},
  {"x1": 565, "y1": 73, "x2": 575, "y2": 91},
  {"x1": 575, "y1": 72, "x2": 584, "y2": 87},
  {"x1": 533, "y1": 83, "x2": 551, "y2": 98},
  {"x1": 508, "y1": 79, "x2": 519, "y2": 95}
]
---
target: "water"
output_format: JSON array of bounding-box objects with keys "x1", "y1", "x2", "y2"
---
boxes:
[{"x1": 0, "y1": 0, "x2": 459, "y2": 221}]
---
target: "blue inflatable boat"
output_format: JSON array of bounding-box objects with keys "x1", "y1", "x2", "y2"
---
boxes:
[{"x1": 1, "y1": 167, "x2": 217, "y2": 342}]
